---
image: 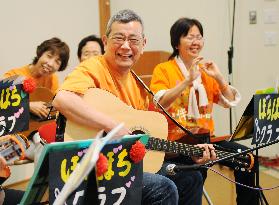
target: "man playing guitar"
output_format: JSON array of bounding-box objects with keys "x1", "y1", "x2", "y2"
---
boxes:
[{"x1": 53, "y1": 9, "x2": 216, "y2": 205}]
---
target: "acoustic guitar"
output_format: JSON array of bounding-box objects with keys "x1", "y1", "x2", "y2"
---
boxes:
[
  {"x1": 65, "y1": 88, "x2": 254, "y2": 173},
  {"x1": 21, "y1": 87, "x2": 56, "y2": 137}
]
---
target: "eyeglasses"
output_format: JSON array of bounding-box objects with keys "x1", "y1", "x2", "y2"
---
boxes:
[
  {"x1": 184, "y1": 35, "x2": 204, "y2": 43},
  {"x1": 110, "y1": 35, "x2": 142, "y2": 46}
]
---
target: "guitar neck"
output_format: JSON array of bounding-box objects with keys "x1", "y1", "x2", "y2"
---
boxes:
[
  {"x1": 146, "y1": 137, "x2": 204, "y2": 157},
  {"x1": 146, "y1": 136, "x2": 241, "y2": 159},
  {"x1": 63, "y1": 88, "x2": 253, "y2": 173}
]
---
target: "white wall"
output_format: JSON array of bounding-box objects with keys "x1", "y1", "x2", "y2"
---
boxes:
[
  {"x1": 234, "y1": 0, "x2": 279, "y2": 155},
  {"x1": 0, "y1": 0, "x2": 100, "y2": 82},
  {"x1": 0, "y1": 0, "x2": 100, "y2": 185}
]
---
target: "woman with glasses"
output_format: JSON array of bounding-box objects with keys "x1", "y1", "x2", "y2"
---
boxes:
[
  {"x1": 150, "y1": 18, "x2": 257, "y2": 205},
  {"x1": 77, "y1": 35, "x2": 104, "y2": 62}
]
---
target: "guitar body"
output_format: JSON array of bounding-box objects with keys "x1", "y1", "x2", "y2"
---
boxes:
[
  {"x1": 65, "y1": 88, "x2": 168, "y2": 173},
  {"x1": 21, "y1": 87, "x2": 56, "y2": 137},
  {"x1": 64, "y1": 89, "x2": 254, "y2": 173},
  {"x1": 29, "y1": 87, "x2": 54, "y2": 102}
]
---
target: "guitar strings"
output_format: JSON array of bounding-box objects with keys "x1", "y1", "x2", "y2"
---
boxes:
[
  {"x1": 176, "y1": 141, "x2": 246, "y2": 159},
  {"x1": 158, "y1": 138, "x2": 244, "y2": 158},
  {"x1": 148, "y1": 137, "x2": 249, "y2": 166}
]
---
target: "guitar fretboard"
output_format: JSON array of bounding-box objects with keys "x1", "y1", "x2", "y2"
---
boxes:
[
  {"x1": 146, "y1": 136, "x2": 251, "y2": 170},
  {"x1": 146, "y1": 137, "x2": 204, "y2": 157}
]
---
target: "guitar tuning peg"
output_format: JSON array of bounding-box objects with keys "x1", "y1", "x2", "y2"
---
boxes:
[{"x1": 240, "y1": 167, "x2": 246, "y2": 172}]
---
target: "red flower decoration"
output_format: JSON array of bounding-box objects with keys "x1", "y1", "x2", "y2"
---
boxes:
[
  {"x1": 23, "y1": 78, "x2": 36, "y2": 93},
  {"x1": 96, "y1": 153, "x2": 108, "y2": 177},
  {"x1": 129, "y1": 141, "x2": 146, "y2": 163}
]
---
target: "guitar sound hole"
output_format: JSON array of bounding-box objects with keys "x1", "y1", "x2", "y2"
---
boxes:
[{"x1": 132, "y1": 130, "x2": 146, "y2": 135}]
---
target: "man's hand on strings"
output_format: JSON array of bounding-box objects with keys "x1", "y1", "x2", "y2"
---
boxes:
[{"x1": 192, "y1": 144, "x2": 217, "y2": 164}]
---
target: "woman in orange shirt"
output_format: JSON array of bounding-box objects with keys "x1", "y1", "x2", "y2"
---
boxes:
[
  {"x1": 151, "y1": 18, "x2": 257, "y2": 205},
  {"x1": 3, "y1": 37, "x2": 70, "y2": 119}
]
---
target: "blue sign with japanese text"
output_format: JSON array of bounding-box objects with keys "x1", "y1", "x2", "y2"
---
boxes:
[
  {"x1": 253, "y1": 94, "x2": 279, "y2": 144},
  {"x1": 0, "y1": 77, "x2": 29, "y2": 136},
  {"x1": 49, "y1": 141, "x2": 142, "y2": 205}
]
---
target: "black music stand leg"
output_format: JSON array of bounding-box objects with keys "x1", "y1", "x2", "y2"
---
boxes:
[
  {"x1": 83, "y1": 170, "x2": 99, "y2": 205},
  {"x1": 261, "y1": 191, "x2": 269, "y2": 204}
]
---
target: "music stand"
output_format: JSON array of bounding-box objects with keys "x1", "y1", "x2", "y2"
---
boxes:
[
  {"x1": 227, "y1": 96, "x2": 263, "y2": 204},
  {"x1": 0, "y1": 75, "x2": 30, "y2": 136},
  {"x1": 229, "y1": 97, "x2": 254, "y2": 142},
  {"x1": 230, "y1": 94, "x2": 279, "y2": 205},
  {"x1": 20, "y1": 140, "x2": 94, "y2": 204},
  {"x1": 20, "y1": 135, "x2": 143, "y2": 205},
  {"x1": 252, "y1": 94, "x2": 279, "y2": 205}
]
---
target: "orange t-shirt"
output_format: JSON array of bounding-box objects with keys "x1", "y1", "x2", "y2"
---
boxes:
[
  {"x1": 150, "y1": 59, "x2": 220, "y2": 141},
  {"x1": 60, "y1": 55, "x2": 148, "y2": 110},
  {"x1": 3, "y1": 65, "x2": 59, "y2": 94}
]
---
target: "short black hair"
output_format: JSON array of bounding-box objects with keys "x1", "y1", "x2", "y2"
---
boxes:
[
  {"x1": 32, "y1": 37, "x2": 70, "y2": 71},
  {"x1": 169, "y1": 18, "x2": 203, "y2": 60},
  {"x1": 77, "y1": 35, "x2": 104, "y2": 59}
]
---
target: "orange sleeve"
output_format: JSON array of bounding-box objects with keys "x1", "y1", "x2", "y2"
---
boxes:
[
  {"x1": 212, "y1": 78, "x2": 221, "y2": 103},
  {"x1": 2, "y1": 66, "x2": 30, "y2": 78},
  {"x1": 59, "y1": 64, "x2": 98, "y2": 95},
  {"x1": 50, "y1": 74, "x2": 59, "y2": 94},
  {"x1": 150, "y1": 64, "x2": 170, "y2": 94},
  {"x1": 201, "y1": 71, "x2": 220, "y2": 104},
  {"x1": 2, "y1": 70, "x2": 15, "y2": 78}
]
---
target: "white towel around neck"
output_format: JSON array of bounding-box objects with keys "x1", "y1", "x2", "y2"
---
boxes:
[{"x1": 175, "y1": 56, "x2": 208, "y2": 119}]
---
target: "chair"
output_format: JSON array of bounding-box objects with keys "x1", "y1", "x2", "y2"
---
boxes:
[{"x1": 132, "y1": 51, "x2": 170, "y2": 87}]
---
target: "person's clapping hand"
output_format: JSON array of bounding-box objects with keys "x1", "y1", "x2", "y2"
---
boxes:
[
  {"x1": 188, "y1": 56, "x2": 203, "y2": 84},
  {"x1": 200, "y1": 60, "x2": 223, "y2": 81}
]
